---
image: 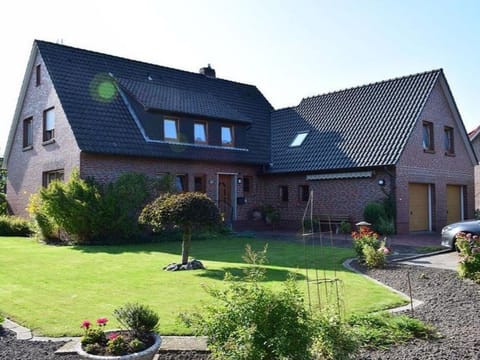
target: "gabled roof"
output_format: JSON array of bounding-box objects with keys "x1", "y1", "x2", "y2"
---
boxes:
[
  {"x1": 269, "y1": 70, "x2": 443, "y2": 173},
  {"x1": 24, "y1": 40, "x2": 273, "y2": 164},
  {"x1": 469, "y1": 125, "x2": 480, "y2": 142}
]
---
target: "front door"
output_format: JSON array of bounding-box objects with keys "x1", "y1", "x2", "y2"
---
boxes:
[
  {"x1": 409, "y1": 183, "x2": 430, "y2": 232},
  {"x1": 218, "y1": 174, "x2": 234, "y2": 224},
  {"x1": 447, "y1": 185, "x2": 462, "y2": 224}
]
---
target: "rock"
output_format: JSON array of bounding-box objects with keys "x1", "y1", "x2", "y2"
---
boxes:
[{"x1": 163, "y1": 260, "x2": 205, "y2": 271}]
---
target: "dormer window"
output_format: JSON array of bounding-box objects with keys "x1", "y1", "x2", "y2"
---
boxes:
[
  {"x1": 194, "y1": 122, "x2": 207, "y2": 144},
  {"x1": 290, "y1": 131, "x2": 309, "y2": 147},
  {"x1": 164, "y1": 118, "x2": 179, "y2": 141},
  {"x1": 221, "y1": 125, "x2": 234, "y2": 147}
]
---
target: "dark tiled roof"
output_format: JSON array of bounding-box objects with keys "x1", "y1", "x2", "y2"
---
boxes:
[
  {"x1": 36, "y1": 40, "x2": 272, "y2": 163},
  {"x1": 269, "y1": 70, "x2": 442, "y2": 173},
  {"x1": 117, "y1": 78, "x2": 252, "y2": 123}
]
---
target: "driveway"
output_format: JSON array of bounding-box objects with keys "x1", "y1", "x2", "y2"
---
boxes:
[{"x1": 398, "y1": 251, "x2": 459, "y2": 271}]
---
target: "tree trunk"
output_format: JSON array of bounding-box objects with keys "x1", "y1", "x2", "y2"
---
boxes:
[{"x1": 181, "y1": 226, "x2": 192, "y2": 265}]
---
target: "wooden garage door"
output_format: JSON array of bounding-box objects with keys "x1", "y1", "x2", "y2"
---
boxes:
[
  {"x1": 409, "y1": 183, "x2": 429, "y2": 232},
  {"x1": 447, "y1": 185, "x2": 462, "y2": 224}
]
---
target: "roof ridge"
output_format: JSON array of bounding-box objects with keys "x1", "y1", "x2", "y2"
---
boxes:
[
  {"x1": 298, "y1": 68, "x2": 443, "y2": 106},
  {"x1": 34, "y1": 39, "x2": 259, "y2": 90}
]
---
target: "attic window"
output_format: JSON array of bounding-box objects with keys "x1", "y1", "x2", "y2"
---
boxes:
[
  {"x1": 35, "y1": 64, "x2": 41, "y2": 86},
  {"x1": 164, "y1": 118, "x2": 179, "y2": 141},
  {"x1": 289, "y1": 131, "x2": 309, "y2": 147}
]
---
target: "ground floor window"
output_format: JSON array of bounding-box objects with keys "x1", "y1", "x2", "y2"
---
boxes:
[
  {"x1": 279, "y1": 185, "x2": 289, "y2": 202},
  {"x1": 43, "y1": 169, "x2": 64, "y2": 187},
  {"x1": 299, "y1": 185, "x2": 309, "y2": 201},
  {"x1": 175, "y1": 174, "x2": 188, "y2": 192},
  {"x1": 194, "y1": 174, "x2": 206, "y2": 192}
]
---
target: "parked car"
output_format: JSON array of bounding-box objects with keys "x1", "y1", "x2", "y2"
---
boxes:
[{"x1": 441, "y1": 219, "x2": 480, "y2": 249}]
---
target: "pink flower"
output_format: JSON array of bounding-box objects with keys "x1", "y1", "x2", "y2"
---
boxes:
[
  {"x1": 81, "y1": 320, "x2": 91, "y2": 330},
  {"x1": 108, "y1": 332, "x2": 119, "y2": 340},
  {"x1": 96, "y1": 317, "x2": 108, "y2": 326}
]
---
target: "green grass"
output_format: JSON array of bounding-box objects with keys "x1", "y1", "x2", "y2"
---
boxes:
[{"x1": 0, "y1": 236, "x2": 406, "y2": 337}]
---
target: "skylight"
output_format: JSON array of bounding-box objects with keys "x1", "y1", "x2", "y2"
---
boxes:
[{"x1": 289, "y1": 131, "x2": 309, "y2": 147}]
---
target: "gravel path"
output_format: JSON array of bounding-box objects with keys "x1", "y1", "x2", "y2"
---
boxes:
[
  {"x1": 1, "y1": 261, "x2": 479, "y2": 359},
  {"x1": 353, "y1": 262, "x2": 480, "y2": 360}
]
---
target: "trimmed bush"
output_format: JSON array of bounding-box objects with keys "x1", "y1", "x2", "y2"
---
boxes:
[
  {"x1": 0, "y1": 215, "x2": 33, "y2": 236},
  {"x1": 139, "y1": 192, "x2": 221, "y2": 264}
]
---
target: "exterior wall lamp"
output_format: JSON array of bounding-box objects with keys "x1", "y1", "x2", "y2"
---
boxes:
[{"x1": 378, "y1": 179, "x2": 386, "y2": 186}]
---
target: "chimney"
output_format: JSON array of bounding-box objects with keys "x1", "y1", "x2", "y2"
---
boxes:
[{"x1": 199, "y1": 64, "x2": 216, "y2": 78}]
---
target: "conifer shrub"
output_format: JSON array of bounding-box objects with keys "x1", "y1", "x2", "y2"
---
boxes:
[
  {"x1": 28, "y1": 170, "x2": 163, "y2": 244},
  {"x1": 0, "y1": 215, "x2": 33, "y2": 236}
]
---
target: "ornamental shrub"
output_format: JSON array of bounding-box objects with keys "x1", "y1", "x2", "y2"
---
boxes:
[
  {"x1": 182, "y1": 245, "x2": 317, "y2": 360},
  {"x1": 363, "y1": 202, "x2": 386, "y2": 229},
  {"x1": 139, "y1": 192, "x2": 221, "y2": 264},
  {"x1": 0, "y1": 193, "x2": 7, "y2": 215},
  {"x1": 363, "y1": 199, "x2": 396, "y2": 235},
  {"x1": 363, "y1": 242, "x2": 387, "y2": 268},
  {"x1": 0, "y1": 215, "x2": 33, "y2": 236},
  {"x1": 29, "y1": 170, "x2": 162, "y2": 244},
  {"x1": 113, "y1": 303, "x2": 159, "y2": 342},
  {"x1": 312, "y1": 309, "x2": 359, "y2": 360},
  {"x1": 456, "y1": 232, "x2": 480, "y2": 283},
  {"x1": 351, "y1": 227, "x2": 380, "y2": 259},
  {"x1": 27, "y1": 193, "x2": 60, "y2": 243}
]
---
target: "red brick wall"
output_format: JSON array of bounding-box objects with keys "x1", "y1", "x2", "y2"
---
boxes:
[
  {"x1": 396, "y1": 80, "x2": 475, "y2": 233},
  {"x1": 6, "y1": 51, "x2": 81, "y2": 217},
  {"x1": 80, "y1": 152, "x2": 262, "y2": 220},
  {"x1": 258, "y1": 169, "x2": 392, "y2": 230}
]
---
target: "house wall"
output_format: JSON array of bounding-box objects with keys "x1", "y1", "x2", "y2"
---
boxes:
[
  {"x1": 6, "y1": 52, "x2": 81, "y2": 217},
  {"x1": 470, "y1": 137, "x2": 480, "y2": 210},
  {"x1": 80, "y1": 153, "x2": 262, "y2": 220},
  {"x1": 396, "y1": 81, "x2": 475, "y2": 233},
  {"x1": 258, "y1": 169, "x2": 392, "y2": 231}
]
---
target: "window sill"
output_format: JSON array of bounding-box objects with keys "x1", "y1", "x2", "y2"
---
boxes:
[
  {"x1": 42, "y1": 139, "x2": 56, "y2": 146},
  {"x1": 22, "y1": 145, "x2": 33, "y2": 152},
  {"x1": 445, "y1": 152, "x2": 456, "y2": 157},
  {"x1": 423, "y1": 149, "x2": 435, "y2": 154}
]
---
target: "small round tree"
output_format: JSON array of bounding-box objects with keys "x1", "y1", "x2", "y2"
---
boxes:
[{"x1": 139, "y1": 192, "x2": 221, "y2": 265}]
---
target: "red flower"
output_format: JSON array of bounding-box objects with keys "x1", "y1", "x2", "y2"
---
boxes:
[
  {"x1": 81, "y1": 320, "x2": 91, "y2": 330},
  {"x1": 96, "y1": 317, "x2": 108, "y2": 326},
  {"x1": 108, "y1": 332, "x2": 119, "y2": 340}
]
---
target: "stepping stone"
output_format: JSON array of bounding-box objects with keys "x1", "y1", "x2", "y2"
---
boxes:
[
  {"x1": 55, "y1": 339, "x2": 80, "y2": 354},
  {"x1": 159, "y1": 336, "x2": 208, "y2": 351}
]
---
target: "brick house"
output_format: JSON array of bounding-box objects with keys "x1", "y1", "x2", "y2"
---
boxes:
[
  {"x1": 3, "y1": 40, "x2": 477, "y2": 234},
  {"x1": 468, "y1": 126, "x2": 480, "y2": 211}
]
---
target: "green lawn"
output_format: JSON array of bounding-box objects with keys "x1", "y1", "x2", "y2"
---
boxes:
[{"x1": 0, "y1": 236, "x2": 406, "y2": 337}]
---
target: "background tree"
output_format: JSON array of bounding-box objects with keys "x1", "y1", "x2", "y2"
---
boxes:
[{"x1": 139, "y1": 192, "x2": 221, "y2": 264}]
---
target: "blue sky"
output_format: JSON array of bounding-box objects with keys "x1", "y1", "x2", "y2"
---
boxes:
[{"x1": 1, "y1": 0, "x2": 480, "y2": 156}]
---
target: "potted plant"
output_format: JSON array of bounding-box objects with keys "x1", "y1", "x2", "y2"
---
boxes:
[{"x1": 76, "y1": 303, "x2": 161, "y2": 360}]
